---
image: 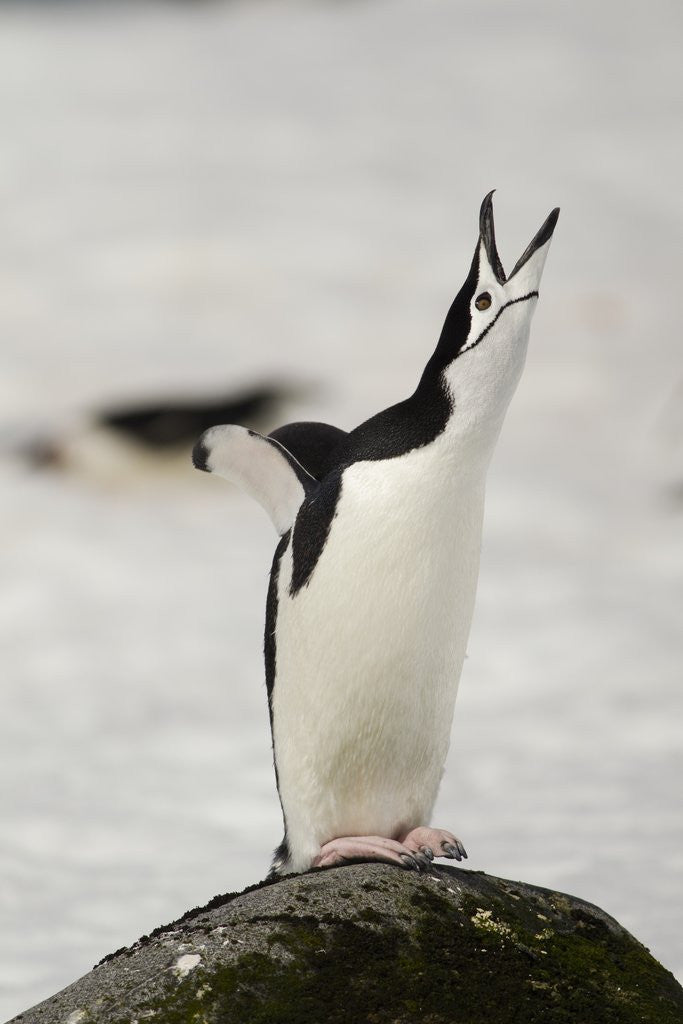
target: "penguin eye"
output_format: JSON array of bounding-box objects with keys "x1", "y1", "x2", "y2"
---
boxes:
[{"x1": 475, "y1": 292, "x2": 492, "y2": 311}]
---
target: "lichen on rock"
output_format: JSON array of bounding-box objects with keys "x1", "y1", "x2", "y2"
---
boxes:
[{"x1": 10, "y1": 864, "x2": 683, "y2": 1024}]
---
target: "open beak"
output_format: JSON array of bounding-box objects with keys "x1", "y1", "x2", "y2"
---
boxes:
[
  {"x1": 479, "y1": 190, "x2": 507, "y2": 285},
  {"x1": 508, "y1": 206, "x2": 560, "y2": 280},
  {"x1": 479, "y1": 190, "x2": 560, "y2": 295}
]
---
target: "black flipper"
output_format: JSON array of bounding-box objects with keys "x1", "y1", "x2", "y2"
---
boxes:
[{"x1": 268, "y1": 421, "x2": 348, "y2": 481}]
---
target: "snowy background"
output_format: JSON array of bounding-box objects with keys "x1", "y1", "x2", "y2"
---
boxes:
[{"x1": 1, "y1": 0, "x2": 681, "y2": 1017}]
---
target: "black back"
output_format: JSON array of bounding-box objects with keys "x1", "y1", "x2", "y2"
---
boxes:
[{"x1": 268, "y1": 421, "x2": 348, "y2": 480}]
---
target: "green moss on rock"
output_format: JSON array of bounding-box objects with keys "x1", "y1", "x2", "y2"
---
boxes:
[
  {"x1": 104, "y1": 879, "x2": 681, "y2": 1024},
  {"x1": 13, "y1": 865, "x2": 683, "y2": 1024}
]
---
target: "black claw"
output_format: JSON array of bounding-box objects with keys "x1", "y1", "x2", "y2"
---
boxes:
[
  {"x1": 420, "y1": 846, "x2": 434, "y2": 861},
  {"x1": 456, "y1": 840, "x2": 468, "y2": 860},
  {"x1": 443, "y1": 842, "x2": 462, "y2": 862},
  {"x1": 400, "y1": 853, "x2": 421, "y2": 872}
]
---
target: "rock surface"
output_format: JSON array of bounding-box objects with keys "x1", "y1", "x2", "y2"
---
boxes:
[{"x1": 10, "y1": 864, "x2": 683, "y2": 1024}]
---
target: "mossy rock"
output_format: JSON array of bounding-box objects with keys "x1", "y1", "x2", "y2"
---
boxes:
[{"x1": 10, "y1": 864, "x2": 683, "y2": 1024}]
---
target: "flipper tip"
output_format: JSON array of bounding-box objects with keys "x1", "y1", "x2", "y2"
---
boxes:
[{"x1": 192, "y1": 434, "x2": 210, "y2": 472}]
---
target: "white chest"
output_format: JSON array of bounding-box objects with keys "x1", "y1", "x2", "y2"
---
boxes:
[{"x1": 270, "y1": 433, "x2": 487, "y2": 862}]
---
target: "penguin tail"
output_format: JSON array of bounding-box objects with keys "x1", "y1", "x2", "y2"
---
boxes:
[{"x1": 266, "y1": 834, "x2": 291, "y2": 880}]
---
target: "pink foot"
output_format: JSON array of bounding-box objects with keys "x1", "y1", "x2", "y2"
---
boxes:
[
  {"x1": 399, "y1": 826, "x2": 468, "y2": 862},
  {"x1": 312, "y1": 835, "x2": 430, "y2": 871}
]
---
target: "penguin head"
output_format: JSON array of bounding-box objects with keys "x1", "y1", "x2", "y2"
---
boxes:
[{"x1": 426, "y1": 192, "x2": 559, "y2": 447}]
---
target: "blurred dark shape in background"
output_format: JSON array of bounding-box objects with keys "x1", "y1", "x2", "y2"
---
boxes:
[
  {"x1": 98, "y1": 382, "x2": 293, "y2": 448},
  {"x1": 19, "y1": 380, "x2": 304, "y2": 479}
]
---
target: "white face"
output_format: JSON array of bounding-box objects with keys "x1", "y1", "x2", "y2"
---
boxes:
[{"x1": 442, "y1": 216, "x2": 556, "y2": 451}]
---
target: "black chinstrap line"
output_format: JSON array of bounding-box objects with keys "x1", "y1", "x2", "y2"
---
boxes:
[{"x1": 457, "y1": 290, "x2": 539, "y2": 360}]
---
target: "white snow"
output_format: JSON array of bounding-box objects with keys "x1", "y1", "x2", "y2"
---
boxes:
[
  {"x1": 0, "y1": 0, "x2": 681, "y2": 1019},
  {"x1": 172, "y1": 954, "x2": 201, "y2": 979}
]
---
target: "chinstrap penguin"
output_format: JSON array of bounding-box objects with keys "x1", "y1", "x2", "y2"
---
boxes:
[
  {"x1": 18, "y1": 382, "x2": 300, "y2": 484},
  {"x1": 193, "y1": 193, "x2": 559, "y2": 876}
]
